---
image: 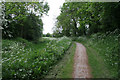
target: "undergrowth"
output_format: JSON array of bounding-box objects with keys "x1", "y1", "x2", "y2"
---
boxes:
[{"x1": 2, "y1": 37, "x2": 72, "y2": 79}]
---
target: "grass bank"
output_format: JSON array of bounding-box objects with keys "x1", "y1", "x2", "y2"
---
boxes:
[
  {"x1": 72, "y1": 29, "x2": 119, "y2": 78},
  {"x1": 45, "y1": 43, "x2": 76, "y2": 78},
  {"x1": 2, "y1": 37, "x2": 72, "y2": 79},
  {"x1": 84, "y1": 43, "x2": 114, "y2": 78}
]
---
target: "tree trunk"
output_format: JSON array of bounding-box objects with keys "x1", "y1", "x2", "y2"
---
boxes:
[{"x1": 73, "y1": 18, "x2": 79, "y2": 36}]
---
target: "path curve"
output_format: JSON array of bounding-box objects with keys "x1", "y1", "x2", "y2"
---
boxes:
[{"x1": 73, "y1": 43, "x2": 92, "y2": 78}]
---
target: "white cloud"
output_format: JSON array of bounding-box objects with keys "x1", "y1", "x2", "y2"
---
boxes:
[{"x1": 42, "y1": 0, "x2": 65, "y2": 34}]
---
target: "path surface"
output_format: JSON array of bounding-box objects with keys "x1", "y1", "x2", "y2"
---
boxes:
[{"x1": 73, "y1": 43, "x2": 92, "y2": 78}]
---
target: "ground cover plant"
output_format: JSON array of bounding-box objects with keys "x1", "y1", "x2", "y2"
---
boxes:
[{"x1": 2, "y1": 37, "x2": 72, "y2": 79}]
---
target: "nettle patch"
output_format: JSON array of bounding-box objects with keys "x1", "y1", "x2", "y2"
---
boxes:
[{"x1": 2, "y1": 37, "x2": 72, "y2": 79}]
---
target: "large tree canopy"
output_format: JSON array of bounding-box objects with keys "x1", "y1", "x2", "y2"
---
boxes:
[
  {"x1": 2, "y1": 2, "x2": 49, "y2": 41},
  {"x1": 53, "y1": 2, "x2": 120, "y2": 37}
]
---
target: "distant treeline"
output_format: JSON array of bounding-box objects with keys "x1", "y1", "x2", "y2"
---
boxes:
[
  {"x1": 43, "y1": 33, "x2": 53, "y2": 37},
  {"x1": 53, "y1": 2, "x2": 120, "y2": 37}
]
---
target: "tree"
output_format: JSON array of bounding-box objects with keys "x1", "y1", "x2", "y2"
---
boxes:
[
  {"x1": 46, "y1": 33, "x2": 52, "y2": 37},
  {"x1": 2, "y1": 2, "x2": 49, "y2": 41},
  {"x1": 53, "y1": 2, "x2": 120, "y2": 37}
]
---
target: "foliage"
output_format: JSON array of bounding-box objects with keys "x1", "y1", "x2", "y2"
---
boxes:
[
  {"x1": 88, "y1": 29, "x2": 119, "y2": 78},
  {"x1": 45, "y1": 43, "x2": 76, "y2": 78},
  {"x1": 73, "y1": 29, "x2": 119, "y2": 78},
  {"x1": 2, "y1": 2, "x2": 49, "y2": 41},
  {"x1": 53, "y1": 2, "x2": 120, "y2": 37},
  {"x1": 2, "y1": 37, "x2": 72, "y2": 79},
  {"x1": 43, "y1": 33, "x2": 53, "y2": 37},
  {"x1": 57, "y1": 43, "x2": 76, "y2": 78}
]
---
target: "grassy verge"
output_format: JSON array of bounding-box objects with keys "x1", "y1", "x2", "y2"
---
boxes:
[
  {"x1": 84, "y1": 43, "x2": 113, "y2": 78},
  {"x1": 45, "y1": 43, "x2": 76, "y2": 78},
  {"x1": 72, "y1": 29, "x2": 119, "y2": 78},
  {"x1": 57, "y1": 42, "x2": 76, "y2": 78}
]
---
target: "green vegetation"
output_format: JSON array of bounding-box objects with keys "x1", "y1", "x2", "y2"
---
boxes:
[
  {"x1": 73, "y1": 29, "x2": 119, "y2": 78},
  {"x1": 2, "y1": 37, "x2": 72, "y2": 79},
  {"x1": 2, "y1": 2, "x2": 49, "y2": 41},
  {"x1": 57, "y1": 43, "x2": 76, "y2": 78},
  {"x1": 1, "y1": 1, "x2": 120, "y2": 79},
  {"x1": 45, "y1": 43, "x2": 76, "y2": 78},
  {"x1": 52, "y1": 2, "x2": 119, "y2": 78},
  {"x1": 53, "y1": 2, "x2": 120, "y2": 37},
  {"x1": 43, "y1": 33, "x2": 53, "y2": 37},
  {"x1": 86, "y1": 45, "x2": 113, "y2": 78}
]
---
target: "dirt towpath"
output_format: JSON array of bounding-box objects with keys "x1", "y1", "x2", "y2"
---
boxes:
[{"x1": 73, "y1": 43, "x2": 92, "y2": 78}]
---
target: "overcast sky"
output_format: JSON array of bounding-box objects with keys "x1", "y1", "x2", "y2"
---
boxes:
[{"x1": 42, "y1": 0, "x2": 65, "y2": 34}]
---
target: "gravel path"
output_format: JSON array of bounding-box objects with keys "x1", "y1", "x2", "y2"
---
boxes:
[{"x1": 73, "y1": 43, "x2": 92, "y2": 78}]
